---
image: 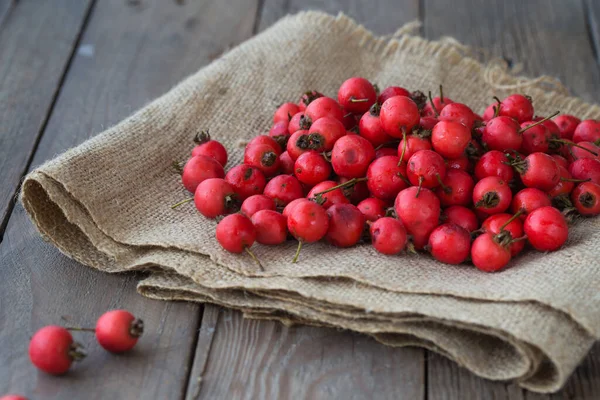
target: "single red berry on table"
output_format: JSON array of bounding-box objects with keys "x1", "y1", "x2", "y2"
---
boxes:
[
  {"x1": 442, "y1": 206, "x2": 478, "y2": 232},
  {"x1": 474, "y1": 150, "x2": 514, "y2": 182},
  {"x1": 273, "y1": 102, "x2": 300, "y2": 124},
  {"x1": 244, "y1": 144, "x2": 280, "y2": 177},
  {"x1": 251, "y1": 210, "x2": 288, "y2": 245},
  {"x1": 307, "y1": 116, "x2": 347, "y2": 151},
  {"x1": 304, "y1": 96, "x2": 345, "y2": 123},
  {"x1": 481, "y1": 213, "x2": 525, "y2": 257},
  {"x1": 569, "y1": 158, "x2": 600, "y2": 184},
  {"x1": 181, "y1": 155, "x2": 225, "y2": 193},
  {"x1": 294, "y1": 151, "x2": 332, "y2": 185},
  {"x1": 288, "y1": 201, "x2": 330, "y2": 262},
  {"x1": 298, "y1": 90, "x2": 324, "y2": 111},
  {"x1": 380, "y1": 96, "x2": 420, "y2": 138},
  {"x1": 573, "y1": 119, "x2": 600, "y2": 143},
  {"x1": 439, "y1": 103, "x2": 476, "y2": 129},
  {"x1": 194, "y1": 178, "x2": 238, "y2": 218},
  {"x1": 325, "y1": 204, "x2": 365, "y2": 247},
  {"x1": 431, "y1": 120, "x2": 472, "y2": 159},
  {"x1": 497, "y1": 94, "x2": 534, "y2": 123},
  {"x1": 338, "y1": 77, "x2": 377, "y2": 114},
  {"x1": 29, "y1": 326, "x2": 85, "y2": 375},
  {"x1": 370, "y1": 217, "x2": 408, "y2": 255},
  {"x1": 571, "y1": 182, "x2": 600, "y2": 216},
  {"x1": 553, "y1": 114, "x2": 581, "y2": 140},
  {"x1": 427, "y1": 223, "x2": 471, "y2": 264},
  {"x1": 406, "y1": 150, "x2": 447, "y2": 189},
  {"x1": 357, "y1": 197, "x2": 388, "y2": 222},
  {"x1": 378, "y1": 86, "x2": 411, "y2": 104},
  {"x1": 96, "y1": 310, "x2": 143, "y2": 353},
  {"x1": 524, "y1": 206, "x2": 568, "y2": 251},
  {"x1": 394, "y1": 187, "x2": 441, "y2": 250},
  {"x1": 241, "y1": 194, "x2": 276, "y2": 217},
  {"x1": 191, "y1": 131, "x2": 228, "y2": 167},
  {"x1": 366, "y1": 156, "x2": 409, "y2": 201},
  {"x1": 331, "y1": 135, "x2": 375, "y2": 178},
  {"x1": 471, "y1": 232, "x2": 512, "y2": 272},
  {"x1": 225, "y1": 164, "x2": 266, "y2": 200},
  {"x1": 472, "y1": 176, "x2": 512, "y2": 214},
  {"x1": 307, "y1": 180, "x2": 350, "y2": 209},
  {"x1": 359, "y1": 103, "x2": 392, "y2": 147},
  {"x1": 435, "y1": 169, "x2": 474, "y2": 207},
  {"x1": 263, "y1": 175, "x2": 303, "y2": 207}
]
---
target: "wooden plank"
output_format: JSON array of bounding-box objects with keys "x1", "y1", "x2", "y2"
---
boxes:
[
  {"x1": 258, "y1": 0, "x2": 420, "y2": 35},
  {"x1": 0, "y1": 0, "x2": 94, "y2": 241},
  {"x1": 194, "y1": 307, "x2": 424, "y2": 400},
  {"x1": 423, "y1": 1, "x2": 600, "y2": 398},
  {"x1": 0, "y1": 0, "x2": 260, "y2": 398},
  {"x1": 584, "y1": 0, "x2": 600, "y2": 65}
]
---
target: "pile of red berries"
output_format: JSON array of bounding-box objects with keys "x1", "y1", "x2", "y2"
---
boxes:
[{"x1": 174, "y1": 77, "x2": 600, "y2": 272}]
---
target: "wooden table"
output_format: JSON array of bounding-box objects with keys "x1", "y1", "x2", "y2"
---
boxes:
[{"x1": 1, "y1": 0, "x2": 599, "y2": 398}]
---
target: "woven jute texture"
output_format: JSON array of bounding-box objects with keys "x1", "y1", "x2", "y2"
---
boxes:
[{"x1": 20, "y1": 11, "x2": 600, "y2": 393}]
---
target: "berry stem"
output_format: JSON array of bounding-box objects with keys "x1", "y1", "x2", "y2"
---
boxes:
[
  {"x1": 171, "y1": 198, "x2": 194, "y2": 209},
  {"x1": 245, "y1": 247, "x2": 264, "y2": 271},
  {"x1": 172, "y1": 160, "x2": 185, "y2": 175},
  {"x1": 343, "y1": 112, "x2": 353, "y2": 118},
  {"x1": 313, "y1": 177, "x2": 368, "y2": 197},
  {"x1": 397, "y1": 128, "x2": 408, "y2": 167},
  {"x1": 510, "y1": 235, "x2": 528, "y2": 244},
  {"x1": 499, "y1": 210, "x2": 522, "y2": 232},
  {"x1": 549, "y1": 139, "x2": 599, "y2": 156},
  {"x1": 435, "y1": 173, "x2": 450, "y2": 193},
  {"x1": 439, "y1": 84, "x2": 444, "y2": 103},
  {"x1": 292, "y1": 241, "x2": 303, "y2": 263},
  {"x1": 427, "y1": 91, "x2": 439, "y2": 117},
  {"x1": 63, "y1": 326, "x2": 96, "y2": 333},
  {"x1": 415, "y1": 176, "x2": 424, "y2": 198},
  {"x1": 193, "y1": 129, "x2": 211, "y2": 144},
  {"x1": 492, "y1": 96, "x2": 502, "y2": 118},
  {"x1": 518, "y1": 111, "x2": 560, "y2": 133},
  {"x1": 561, "y1": 177, "x2": 591, "y2": 183},
  {"x1": 349, "y1": 97, "x2": 370, "y2": 103}
]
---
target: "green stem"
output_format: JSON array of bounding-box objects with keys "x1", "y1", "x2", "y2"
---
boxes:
[
  {"x1": 397, "y1": 128, "x2": 408, "y2": 166},
  {"x1": 428, "y1": 91, "x2": 439, "y2": 117},
  {"x1": 292, "y1": 241, "x2": 303, "y2": 263},
  {"x1": 313, "y1": 177, "x2": 368, "y2": 197},
  {"x1": 64, "y1": 326, "x2": 96, "y2": 333},
  {"x1": 518, "y1": 111, "x2": 560, "y2": 133},
  {"x1": 171, "y1": 198, "x2": 194, "y2": 209},
  {"x1": 561, "y1": 177, "x2": 591, "y2": 183},
  {"x1": 439, "y1": 84, "x2": 444, "y2": 103},
  {"x1": 245, "y1": 247, "x2": 264, "y2": 271},
  {"x1": 550, "y1": 139, "x2": 599, "y2": 157},
  {"x1": 349, "y1": 97, "x2": 369, "y2": 103},
  {"x1": 499, "y1": 210, "x2": 522, "y2": 231}
]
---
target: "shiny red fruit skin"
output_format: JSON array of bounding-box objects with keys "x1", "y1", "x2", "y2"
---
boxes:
[
  {"x1": 307, "y1": 181, "x2": 350, "y2": 209},
  {"x1": 482, "y1": 116, "x2": 522, "y2": 151},
  {"x1": 553, "y1": 114, "x2": 581, "y2": 140},
  {"x1": 551, "y1": 154, "x2": 569, "y2": 169},
  {"x1": 325, "y1": 204, "x2": 365, "y2": 247},
  {"x1": 380, "y1": 96, "x2": 420, "y2": 138},
  {"x1": 427, "y1": 223, "x2": 471, "y2": 264},
  {"x1": 370, "y1": 217, "x2": 408, "y2": 255},
  {"x1": 192, "y1": 140, "x2": 228, "y2": 167},
  {"x1": 519, "y1": 121, "x2": 550, "y2": 154},
  {"x1": 225, "y1": 164, "x2": 266, "y2": 200},
  {"x1": 194, "y1": 178, "x2": 237, "y2": 218},
  {"x1": 366, "y1": 156, "x2": 409, "y2": 201},
  {"x1": 573, "y1": 119, "x2": 600, "y2": 143},
  {"x1": 472, "y1": 176, "x2": 512, "y2": 214},
  {"x1": 263, "y1": 175, "x2": 303, "y2": 206},
  {"x1": 337, "y1": 77, "x2": 377, "y2": 114},
  {"x1": 282, "y1": 198, "x2": 310, "y2": 218},
  {"x1": 474, "y1": 150, "x2": 514, "y2": 182},
  {"x1": 435, "y1": 169, "x2": 474, "y2": 207},
  {"x1": 279, "y1": 151, "x2": 295, "y2": 174},
  {"x1": 565, "y1": 141, "x2": 600, "y2": 162},
  {"x1": 246, "y1": 134, "x2": 282, "y2": 155},
  {"x1": 378, "y1": 86, "x2": 411, "y2": 104},
  {"x1": 406, "y1": 150, "x2": 446, "y2": 188},
  {"x1": 569, "y1": 158, "x2": 600, "y2": 184},
  {"x1": 548, "y1": 166, "x2": 575, "y2": 198},
  {"x1": 431, "y1": 120, "x2": 472, "y2": 158},
  {"x1": 442, "y1": 206, "x2": 478, "y2": 232},
  {"x1": 498, "y1": 94, "x2": 534, "y2": 123},
  {"x1": 251, "y1": 210, "x2": 288, "y2": 245},
  {"x1": 29, "y1": 326, "x2": 76, "y2": 375},
  {"x1": 241, "y1": 194, "x2": 276, "y2": 217},
  {"x1": 394, "y1": 187, "x2": 441, "y2": 250},
  {"x1": 571, "y1": 182, "x2": 600, "y2": 216},
  {"x1": 520, "y1": 153, "x2": 560, "y2": 191},
  {"x1": 439, "y1": 103, "x2": 476, "y2": 129},
  {"x1": 182, "y1": 155, "x2": 225, "y2": 193},
  {"x1": 273, "y1": 102, "x2": 300, "y2": 124},
  {"x1": 524, "y1": 206, "x2": 568, "y2": 251},
  {"x1": 511, "y1": 188, "x2": 551, "y2": 219},
  {"x1": 287, "y1": 201, "x2": 329, "y2": 243},
  {"x1": 96, "y1": 310, "x2": 140, "y2": 353},
  {"x1": 305, "y1": 97, "x2": 345, "y2": 123},
  {"x1": 216, "y1": 214, "x2": 256, "y2": 253},
  {"x1": 331, "y1": 135, "x2": 375, "y2": 178},
  {"x1": 481, "y1": 213, "x2": 525, "y2": 256},
  {"x1": 269, "y1": 120, "x2": 289, "y2": 138},
  {"x1": 471, "y1": 233, "x2": 511, "y2": 272},
  {"x1": 357, "y1": 197, "x2": 388, "y2": 222},
  {"x1": 307, "y1": 116, "x2": 346, "y2": 151}
]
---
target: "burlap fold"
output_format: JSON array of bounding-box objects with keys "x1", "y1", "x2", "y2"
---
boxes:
[{"x1": 20, "y1": 11, "x2": 600, "y2": 393}]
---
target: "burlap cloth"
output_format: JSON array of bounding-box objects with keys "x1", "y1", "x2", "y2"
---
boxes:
[{"x1": 19, "y1": 11, "x2": 600, "y2": 393}]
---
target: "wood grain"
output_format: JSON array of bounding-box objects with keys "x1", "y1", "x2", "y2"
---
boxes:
[
  {"x1": 194, "y1": 308, "x2": 424, "y2": 400},
  {"x1": 0, "y1": 0, "x2": 94, "y2": 241},
  {"x1": 0, "y1": 0, "x2": 259, "y2": 398},
  {"x1": 584, "y1": 0, "x2": 600, "y2": 65},
  {"x1": 424, "y1": 1, "x2": 600, "y2": 399}
]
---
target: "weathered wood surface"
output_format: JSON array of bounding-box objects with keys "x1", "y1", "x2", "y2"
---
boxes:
[{"x1": 0, "y1": 0, "x2": 94, "y2": 240}]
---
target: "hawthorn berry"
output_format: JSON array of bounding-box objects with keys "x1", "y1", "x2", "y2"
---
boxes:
[
  {"x1": 29, "y1": 326, "x2": 85, "y2": 375},
  {"x1": 370, "y1": 217, "x2": 408, "y2": 255},
  {"x1": 96, "y1": 310, "x2": 143, "y2": 353}
]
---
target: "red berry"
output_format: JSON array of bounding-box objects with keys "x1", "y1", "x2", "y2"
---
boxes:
[
  {"x1": 473, "y1": 176, "x2": 512, "y2": 214},
  {"x1": 524, "y1": 206, "x2": 568, "y2": 251},
  {"x1": 517, "y1": 152, "x2": 560, "y2": 191},
  {"x1": 481, "y1": 213, "x2": 525, "y2": 257},
  {"x1": 288, "y1": 112, "x2": 311, "y2": 133},
  {"x1": 380, "y1": 96, "x2": 420, "y2": 138},
  {"x1": 569, "y1": 158, "x2": 600, "y2": 184},
  {"x1": 225, "y1": 164, "x2": 266, "y2": 200},
  {"x1": 554, "y1": 114, "x2": 581, "y2": 140},
  {"x1": 0, "y1": 395, "x2": 28, "y2": 400},
  {"x1": 251, "y1": 210, "x2": 288, "y2": 245},
  {"x1": 96, "y1": 310, "x2": 143, "y2": 353},
  {"x1": 431, "y1": 120, "x2": 472, "y2": 158},
  {"x1": 359, "y1": 103, "x2": 392, "y2": 147},
  {"x1": 551, "y1": 154, "x2": 569, "y2": 169},
  {"x1": 565, "y1": 141, "x2": 599, "y2": 162},
  {"x1": 181, "y1": 155, "x2": 225, "y2": 193},
  {"x1": 422, "y1": 95, "x2": 453, "y2": 118},
  {"x1": 247, "y1": 135, "x2": 282, "y2": 154},
  {"x1": 279, "y1": 150, "x2": 295, "y2": 174},
  {"x1": 375, "y1": 147, "x2": 398, "y2": 159},
  {"x1": 471, "y1": 232, "x2": 512, "y2": 272},
  {"x1": 342, "y1": 112, "x2": 359, "y2": 130},
  {"x1": 511, "y1": 188, "x2": 551, "y2": 219},
  {"x1": 331, "y1": 135, "x2": 375, "y2": 178},
  {"x1": 370, "y1": 217, "x2": 408, "y2": 255},
  {"x1": 294, "y1": 151, "x2": 332, "y2": 185},
  {"x1": 571, "y1": 182, "x2": 600, "y2": 216},
  {"x1": 420, "y1": 116, "x2": 439, "y2": 130},
  {"x1": 307, "y1": 180, "x2": 350, "y2": 209},
  {"x1": 357, "y1": 197, "x2": 388, "y2": 222},
  {"x1": 274, "y1": 102, "x2": 300, "y2": 124},
  {"x1": 241, "y1": 194, "x2": 276, "y2": 217},
  {"x1": 191, "y1": 136, "x2": 228, "y2": 167},
  {"x1": 325, "y1": 204, "x2": 365, "y2": 247},
  {"x1": 307, "y1": 116, "x2": 346, "y2": 151},
  {"x1": 446, "y1": 155, "x2": 471, "y2": 172},
  {"x1": 427, "y1": 223, "x2": 471, "y2": 264},
  {"x1": 305, "y1": 97, "x2": 345, "y2": 123},
  {"x1": 548, "y1": 166, "x2": 576, "y2": 198},
  {"x1": 338, "y1": 77, "x2": 377, "y2": 114},
  {"x1": 435, "y1": 169, "x2": 474, "y2": 207},
  {"x1": 194, "y1": 178, "x2": 238, "y2": 218},
  {"x1": 244, "y1": 144, "x2": 280, "y2": 177},
  {"x1": 29, "y1": 326, "x2": 85, "y2": 375},
  {"x1": 532, "y1": 115, "x2": 560, "y2": 138},
  {"x1": 474, "y1": 150, "x2": 514, "y2": 182},
  {"x1": 442, "y1": 206, "x2": 478, "y2": 232},
  {"x1": 406, "y1": 150, "x2": 446, "y2": 189},
  {"x1": 338, "y1": 176, "x2": 369, "y2": 204},
  {"x1": 439, "y1": 103, "x2": 476, "y2": 129},
  {"x1": 298, "y1": 90, "x2": 324, "y2": 111},
  {"x1": 519, "y1": 120, "x2": 550, "y2": 154},
  {"x1": 573, "y1": 119, "x2": 600, "y2": 143},
  {"x1": 397, "y1": 134, "x2": 432, "y2": 164},
  {"x1": 482, "y1": 116, "x2": 522, "y2": 151},
  {"x1": 268, "y1": 121, "x2": 290, "y2": 148},
  {"x1": 366, "y1": 156, "x2": 409, "y2": 201},
  {"x1": 378, "y1": 86, "x2": 411, "y2": 104},
  {"x1": 394, "y1": 187, "x2": 441, "y2": 250},
  {"x1": 263, "y1": 175, "x2": 303, "y2": 206},
  {"x1": 288, "y1": 201, "x2": 330, "y2": 262},
  {"x1": 282, "y1": 198, "x2": 310, "y2": 218},
  {"x1": 286, "y1": 130, "x2": 310, "y2": 161},
  {"x1": 498, "y1": 94, "x2": 534, "y2": 123}
]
